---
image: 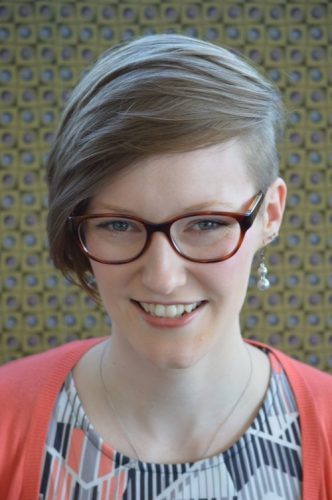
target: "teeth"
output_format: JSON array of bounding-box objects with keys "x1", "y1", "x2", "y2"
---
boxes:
[
  {"x1": 184, "y1": 304, "x2": 196, "y2": 313},
  {"x1": 139, "y1": 302, "x2": 201, "y2": 318},
  {"x1": 155, "y1": 304, "x2": 166, "y2": 317}
]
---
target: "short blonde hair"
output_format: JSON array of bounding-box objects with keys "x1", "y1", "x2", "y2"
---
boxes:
[{"x1": 46, "y1": 34, "x2": 285, "y2": 295}]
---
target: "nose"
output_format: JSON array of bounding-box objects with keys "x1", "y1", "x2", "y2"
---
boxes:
[{"x1": 140, "y1": 232, "x2": 187, "y2": 295}]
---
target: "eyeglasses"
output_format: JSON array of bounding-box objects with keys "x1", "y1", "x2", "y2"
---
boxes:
[{"x1": 68, "y1": 191, "x2": 264, "y2": 265}]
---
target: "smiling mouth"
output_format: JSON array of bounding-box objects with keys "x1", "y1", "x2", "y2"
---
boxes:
[{"x1": 134, "y1": 301, "x2": 205, "y2": 319}]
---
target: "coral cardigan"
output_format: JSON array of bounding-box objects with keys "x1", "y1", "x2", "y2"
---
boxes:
[{"x1": 0, "y1": 338, "x2": 332, "y2": 500}]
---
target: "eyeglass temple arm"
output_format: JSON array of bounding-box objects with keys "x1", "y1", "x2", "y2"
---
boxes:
[{"x1": 241, "y1": 191, "x2": 265, "y2": 231}]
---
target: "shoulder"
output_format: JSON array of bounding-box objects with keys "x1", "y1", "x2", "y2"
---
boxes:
[
  {"x1": 0, "y1": 337, "x2": 105, "y2": 405},
  {"x1": 0, "y1": 338, "x2": 105, "y2": 497},
  {"x1": 250, "y1": 340, "x2": 332, "y2": 416},
  {"x1": 248, "y1": 339, "x2": 332, "y2": 399},
  {"x1": 269, "y1": 345, "x2": 332, "y2": 392}
]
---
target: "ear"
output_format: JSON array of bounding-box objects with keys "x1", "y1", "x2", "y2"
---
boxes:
[{"x1": 261, "y1": 177, "x2": 287, "y2": 245}]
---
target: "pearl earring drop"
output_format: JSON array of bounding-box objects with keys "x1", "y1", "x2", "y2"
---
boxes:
[{"x1": 257, "y1": 250, "x2": 270, "y2": 291}]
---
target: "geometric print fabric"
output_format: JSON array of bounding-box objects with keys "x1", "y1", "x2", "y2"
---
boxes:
[{"x1": 40, "y1": 351, "x2": 302, "y2": 499}]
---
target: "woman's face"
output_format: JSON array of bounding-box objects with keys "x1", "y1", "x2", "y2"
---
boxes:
[{"x1": 87, "y1": 141, "x2": 284, "y2": 369}]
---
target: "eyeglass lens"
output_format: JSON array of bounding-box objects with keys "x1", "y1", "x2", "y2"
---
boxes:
[{"x1": 78, "y1": 214, "x2": 242, "y2": 263}]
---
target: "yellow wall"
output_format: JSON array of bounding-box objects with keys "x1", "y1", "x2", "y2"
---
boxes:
[{"x1": 0, "y1": 1, "x2": 331, "y2": 369}]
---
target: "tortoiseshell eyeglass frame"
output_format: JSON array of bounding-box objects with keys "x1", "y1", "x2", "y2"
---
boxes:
[{"x1": 68, "y1": 191, "x2": 265, "y2": 264}]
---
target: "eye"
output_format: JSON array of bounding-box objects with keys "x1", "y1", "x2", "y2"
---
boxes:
[
  {"x1": 193, "y1": 220, "x2": 224, "y2": 231},
  {"x1": 187, "y1": 218, "x2": 230, "y2": 232},
  {"x1": 106, "y1": 220, "x2": 129, "y2": 231},
  {"x1": 95, "y1": 219, "x2": 141, "y2": 232}
]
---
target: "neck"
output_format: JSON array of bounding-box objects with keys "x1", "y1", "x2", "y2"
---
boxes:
[
  {"x1": 75, "y1": 328, "x2": 270, "y2": 463},
  {"x1": 100, "y1": 326, "x2": 253, "y2": 443}
]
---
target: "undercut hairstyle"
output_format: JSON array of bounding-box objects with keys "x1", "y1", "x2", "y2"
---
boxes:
[{"x1": 46, "y1": 34, "x2": 285, "y2": 296}]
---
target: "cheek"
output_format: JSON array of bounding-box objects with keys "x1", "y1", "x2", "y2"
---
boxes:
[
  {"x1": 200, "y1": 248, "x2": 255, "y2": 297},
  {"x1": 89, "y1": 263, "x2": 124, "y2": 299}
]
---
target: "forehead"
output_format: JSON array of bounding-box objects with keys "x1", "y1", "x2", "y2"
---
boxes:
[{"x1": 90, "y1": 141, "x2": 254, "y2": 216}]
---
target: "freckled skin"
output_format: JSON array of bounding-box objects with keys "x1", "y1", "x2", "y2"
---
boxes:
[{"x1": 88, "y1": 141, "x2": 285, "y2": 370}]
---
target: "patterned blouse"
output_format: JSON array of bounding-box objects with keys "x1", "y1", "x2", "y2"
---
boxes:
[{"x1": 39, "y1": 351, "x2": 302, "y2": 499}]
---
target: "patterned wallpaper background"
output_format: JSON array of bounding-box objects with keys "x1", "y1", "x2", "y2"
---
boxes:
[{"x1": 0, "y1": 1, "x2": 331, "y2": 369}]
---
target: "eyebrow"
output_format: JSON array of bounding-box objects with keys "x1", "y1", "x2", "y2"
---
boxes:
[
  {"x1": 90, "y1": 200, "x2": 236, "y2": 214},
  {"x1": 185, "y1": 201, "x2": 235, "y2": 210}
]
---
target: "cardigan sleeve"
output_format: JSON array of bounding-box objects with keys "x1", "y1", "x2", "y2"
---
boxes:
[
  {"x1": 0, "y1": 338, "x2": 104, "y2": 500},
  {"x1": 0, "y1": 354, "x2": 44, "y2": 498},
  {"x1": 262, "y1": 345, "x2": 332, "y2": 500}
]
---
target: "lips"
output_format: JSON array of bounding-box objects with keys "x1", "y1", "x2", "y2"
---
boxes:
[
  {"x1": 137, "y1": 301, "x2": 203, "y2": 318},
  {"x1": 131, "y1": 299, "x2": 206, "y2": 323}
]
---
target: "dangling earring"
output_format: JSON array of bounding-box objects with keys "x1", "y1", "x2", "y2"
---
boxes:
[{"x1": 257, "y1": 249, "x2": 270, "y2": 291}]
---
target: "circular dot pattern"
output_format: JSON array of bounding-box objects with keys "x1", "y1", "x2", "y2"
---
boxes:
[{"x1": 0, "y1": 1, "x2": 331, "y2": 370}]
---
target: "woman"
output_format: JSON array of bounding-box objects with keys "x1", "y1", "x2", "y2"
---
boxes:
[{"x1": 1, "y1": 34, "x2": 331, "y2": 500}]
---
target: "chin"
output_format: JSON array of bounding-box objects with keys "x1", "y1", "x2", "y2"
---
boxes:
[{"x1": 144, "y1": 345, "x2": 206, "y2": 371}]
